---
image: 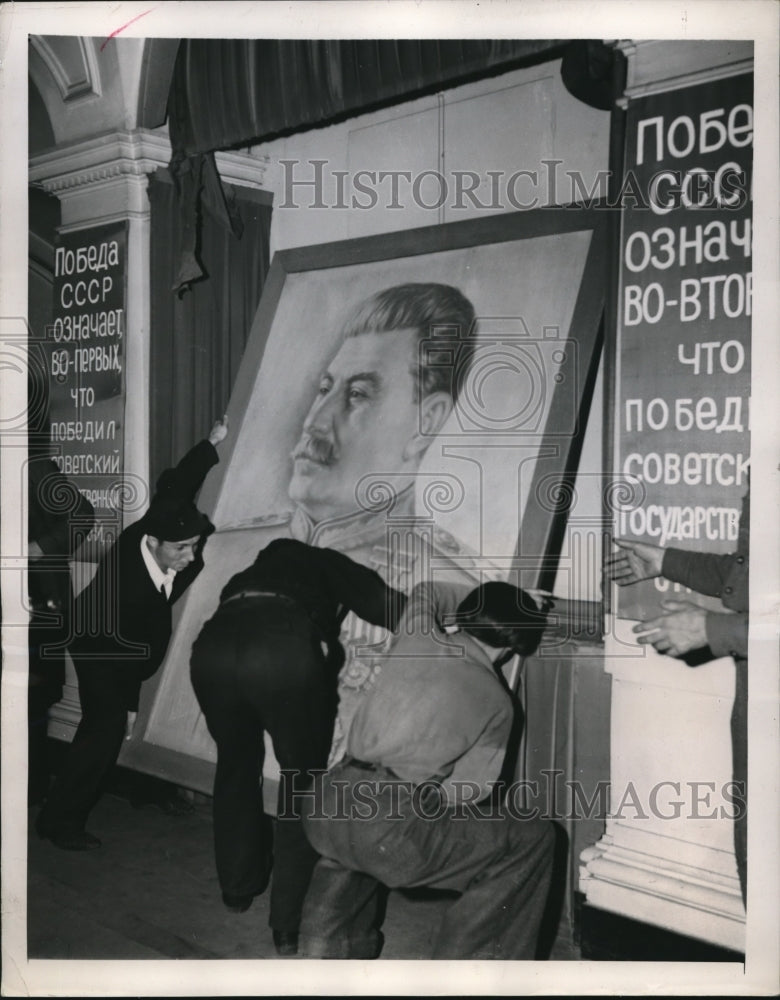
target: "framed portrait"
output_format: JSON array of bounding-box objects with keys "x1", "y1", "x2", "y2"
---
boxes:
[{"x1": 124, "y1": 204, "x2": 608, "y2": 793}]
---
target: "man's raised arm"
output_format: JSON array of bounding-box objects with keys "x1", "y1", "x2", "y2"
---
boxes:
[{"x1": 152, "y1": 416, "x2": 228, "y2": 507}]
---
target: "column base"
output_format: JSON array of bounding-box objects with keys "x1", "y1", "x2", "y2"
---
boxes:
[{"x1": 580, "y1": 826, "x2": 745, "y2": 953}]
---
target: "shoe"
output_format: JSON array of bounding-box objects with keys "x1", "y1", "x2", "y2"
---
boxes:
[
  {"x1": 222, "y1": 891, "x2": 258, "y2": 913},
  {"x1": 221, "y1": 851, "x2": 273, "y2": 913},
  {"x1": 41, "y1": 829, "x2": 102, "y2": 851},
  {"x1": 273, "y1": 930, "x2": 299, "y2": 957}
]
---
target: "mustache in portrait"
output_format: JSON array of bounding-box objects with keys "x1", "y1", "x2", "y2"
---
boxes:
[{"x1": 292, "y1": 433, "x2": 338, "y2": 466}]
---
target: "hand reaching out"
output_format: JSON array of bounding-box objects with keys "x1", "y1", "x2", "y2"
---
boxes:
[
  {"x1": 633, "y1": 600, "x2": 708, "y2": 658},
  {"x1": 605, "y1": 538, "x2": 665, "y2": 586},
  {"x1": 208, "y1": 415, "x2": 229, "y2": 446}
]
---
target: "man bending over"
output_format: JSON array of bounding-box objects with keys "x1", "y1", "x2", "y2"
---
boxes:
[{"x1": 300, "y1": 578, "x2": 552, "y2": 960}]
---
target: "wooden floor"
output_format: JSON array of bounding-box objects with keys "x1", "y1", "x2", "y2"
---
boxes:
[
  {"x1": 27, "y1": 789, "x2": 454, "y2": 961},
  {"x1": 25, "y1": 754, "x2": 579, "y2": 968}
]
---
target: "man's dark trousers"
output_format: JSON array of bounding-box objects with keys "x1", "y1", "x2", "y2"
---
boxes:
[
  {"x1": 190, "y1": 596, "x2": 338, "y2": 935},
  {"x1": 37, "y1": 583, "x2": 175, "y2": 837},
  {"x1": 300, "y1": 760, "x2": 555, "y2": 959},
  {"x1": 36, "y1": 660, "x2": 132, "y2": 834}
]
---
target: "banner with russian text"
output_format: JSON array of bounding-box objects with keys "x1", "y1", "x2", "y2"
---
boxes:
[
  {"x1": 47, "y1": 221, "x2": 128, "y2": 561},
  {"x1": 615, "y1": 73, "x2": 752, "y2": 620}
]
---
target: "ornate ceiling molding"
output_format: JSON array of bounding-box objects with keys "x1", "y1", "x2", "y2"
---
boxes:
[
  {"x1": 29, "y1": 129, "x2": 170, "y2": 195},
  {"x1": 29, "y1": 129, "x2": 271, "y2": 198},
  {"x1": 29, "y1": 35, "x2": 101, "y2": 103}
]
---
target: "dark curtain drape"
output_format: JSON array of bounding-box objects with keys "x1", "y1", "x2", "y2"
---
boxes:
[
  {"x1": 165, "y1": 39, "x2": 572, "y2": 294},
  {"x1": 162, "y1": 38, "x2": 615, "y2": 291},
  {"x1": 168, "y1": 39, "x2": 571, "y2": 156},
  {"x1": 153, "y1": 38, "x2": 615, "y2": 422},
  {"x1": 147, "y1": 169, "x2": 272, "y2": 486}
]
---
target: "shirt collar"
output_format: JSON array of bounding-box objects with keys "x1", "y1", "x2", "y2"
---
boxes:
[
  {"x1": 289, "y1": 483, "x2": 417, "y2": 550},
  {"x1": 140, "y1": 534, "x2": 176, "y2": 597}
]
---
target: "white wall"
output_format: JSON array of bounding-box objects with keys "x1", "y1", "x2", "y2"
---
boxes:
[{"x1": 250, "y1": 60, "x2": 609, "y2": 254}]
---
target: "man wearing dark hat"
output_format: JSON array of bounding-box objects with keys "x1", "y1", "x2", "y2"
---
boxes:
[
  {"x1": 300, "y1": 578, "x2": 554, "y2": 960},
  {"x1": 36, "y1": 418, "x2": 228, "y2": 850}
]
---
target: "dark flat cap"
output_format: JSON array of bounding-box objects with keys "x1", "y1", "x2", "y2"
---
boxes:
[{"x1": 143, "y1": 501, "x2": 212, "y2": 542}]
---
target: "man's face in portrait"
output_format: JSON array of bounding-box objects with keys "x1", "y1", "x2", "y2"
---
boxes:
[{"x1": 289, "y1": 328, "x2": 448, "y2": 523}]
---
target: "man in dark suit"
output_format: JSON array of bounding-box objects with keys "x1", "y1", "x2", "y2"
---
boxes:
[
  {"x1": 190, "y1": 538, "x2": 405, "y2": 956},
  {"x1": 36, "y1": 418, "x2": 228, "y2": 850}
]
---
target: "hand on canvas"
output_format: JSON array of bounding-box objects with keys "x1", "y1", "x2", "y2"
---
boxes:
[
  {"x1": 208, "y1": 415, "x2": 229, "y2": 447},
  {"x1": 125, "y1": 711, "x2": 138, "y2": 741},
  {"x1": 605, "y1": 538, "x2": 665, "y2": 586},
  {"x1": 633, "y1": 600, "x2": 708, "y2": 658}
]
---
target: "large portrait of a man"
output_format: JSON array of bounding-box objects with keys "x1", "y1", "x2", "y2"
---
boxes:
[
  {"x1": 138, "y1": 208, "x2": 607, "y2": 786},
  {"x1": 288, "y1": 282, "x2": 475, "y2": 545}
]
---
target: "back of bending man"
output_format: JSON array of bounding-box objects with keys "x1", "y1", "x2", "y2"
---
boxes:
[
  {"x1": 299, "y1": 578, "x2": 552, "y2": 960},
  {"x1": 189, "y1": 538, "x2": 405, "y2": 956}
]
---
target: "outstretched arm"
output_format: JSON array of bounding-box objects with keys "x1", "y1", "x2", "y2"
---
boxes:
[
  {"x1": 318, "y1": 544, "x2": 407, "y2": 631},
  {"x1": 408, "y1": 579, "x2": 475, "y2": 632},
  {"x1": 634, "y1": 599, "x2": 708, "y2": 657},
  {"x1": 706, "y1": 611, "x2": 748, "y2": 660},
  {"x1": 606, "y1": 537, "x2": 744, "y2": 604},
  {"x1": 605, "y1": 538, "x2": 665, "y2": 586},
  {"x1": 634, "y1": 599, "x2": 747, "y2": 660},
  {"x1": 152, "y1": 416, "x2": 228, "y2": 506},
  {"x1": 660, "y1": 547, "x2": 742, "y2": 600}
]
